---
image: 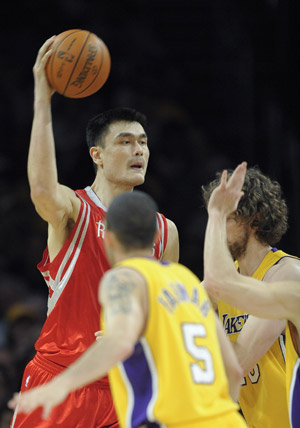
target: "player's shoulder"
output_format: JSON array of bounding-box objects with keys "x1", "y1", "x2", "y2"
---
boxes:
[
  {"x1": 264, "y1": 255, "x2": 300, "y2": 282},
  {"x1": 165, "y1": 217, "x2": 178, "y2": 235},
  {"x1": 162, "y1": 218, "x2": 179, "y2": 262},
  {"x1": 108, "y1": 263, "x2": 149, "y2": 285},
  {"x1": 99, "y1": 265, "x2": 146, "y2": 300}
]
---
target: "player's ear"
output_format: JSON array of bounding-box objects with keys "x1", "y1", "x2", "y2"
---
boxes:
[
  {"x1": 90, "y1": 146, "x2": 103, "y2": 167},
  {"x1": 249, "y1": 214, "x2": 260, "y2": 231}
]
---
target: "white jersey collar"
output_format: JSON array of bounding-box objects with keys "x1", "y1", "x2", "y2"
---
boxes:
[{"x1": 84, "y1": 186, "x2": 108, "y2": 212}]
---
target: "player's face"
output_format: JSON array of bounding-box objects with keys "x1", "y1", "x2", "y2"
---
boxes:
[
  {"x1": 100, "y1": 121, "x2": 149, "y2": 188},
  {"x1": 226, "y1": 214, "x2": 250, "y2": 260}
]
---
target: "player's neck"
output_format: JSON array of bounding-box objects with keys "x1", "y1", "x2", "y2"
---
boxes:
[
  {"x1": 237, "y1": 238, "x2": 271, "y2": 277},
  {"x1": 113, "y1": 249, "x2": 154, "y2": 265},
  {"x1": 91, "y1": 177, "x2": 134, "y2": 208}
]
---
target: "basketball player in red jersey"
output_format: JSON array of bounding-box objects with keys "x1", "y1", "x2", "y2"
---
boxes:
[{"x1": 10, "y1": 36, "x2": 179, "y2": 428}]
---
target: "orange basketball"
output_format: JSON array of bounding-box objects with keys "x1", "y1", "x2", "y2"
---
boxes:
[{"x1": 46, "y1": 29, "x2": 111, "y2": 98}]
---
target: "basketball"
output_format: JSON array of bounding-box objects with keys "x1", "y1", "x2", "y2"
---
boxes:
[{"x1": 46, "y1": 29, "x2": 111, "y2": 98}]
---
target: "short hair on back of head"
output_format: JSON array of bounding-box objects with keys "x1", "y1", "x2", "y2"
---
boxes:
[
  {"x1": 86, "y1": 107, "x2": 148, "y2": 150},
  {"x1": 202, "y1": 166, "x2": 288, "y2": 246},
  {"x1": 106, "y1": 191, "x2": 158, "y2": 251}
]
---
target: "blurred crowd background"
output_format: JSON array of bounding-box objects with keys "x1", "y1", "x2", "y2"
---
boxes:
[{"x1": 0, "y1": 0, "x2": 299, "y2": 425}]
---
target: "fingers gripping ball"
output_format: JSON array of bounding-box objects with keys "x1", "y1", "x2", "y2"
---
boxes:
[{"x1": 46, "y1": 29, "x2": 111, "y2": 98}]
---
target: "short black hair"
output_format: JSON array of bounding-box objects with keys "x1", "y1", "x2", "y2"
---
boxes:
[
  {"x1": 86, "y1": 107, "x2": 148, "y2": 150},
  {"x1": 106, "y1": 191, "x2": 158, "y2": 251}
]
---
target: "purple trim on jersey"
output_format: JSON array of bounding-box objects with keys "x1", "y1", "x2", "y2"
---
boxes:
[
  {"x1": 145, "y1": 424, "x2": 161, "y2": 427},
  {"x1": 291, "y1": 359, "x2": 300, "y2": 428},
  {"x1": 271, "y1": 247, "x2": 278, "y2": 252},
  {"x1": 123, "y1": 342, "x2": 159, "y2": 428}
]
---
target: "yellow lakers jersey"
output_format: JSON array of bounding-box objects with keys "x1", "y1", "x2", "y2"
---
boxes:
[
  {"x1": 218, "y1": 249, "x2": 291, "y2": 428},
  {"x1": 108, "y1": 257, "x2": 241, "y2": 428},
  {"x1": 286, "y1": 321, "x2": 300, "y2": 428}
]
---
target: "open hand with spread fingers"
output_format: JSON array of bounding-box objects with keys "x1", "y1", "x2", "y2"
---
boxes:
[
  {"x1": 207, "y1": 161, "x2": 247, "y2": 217},
  {"x1": 8, "y1": 379, "x2": 68, "y2": 421}
]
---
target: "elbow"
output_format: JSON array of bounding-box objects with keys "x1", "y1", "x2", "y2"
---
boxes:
[
  {"x1": 228, "y1": 363, "x2": 244, "y2": 403},
  {"x1": 239, "y1": 361, "x2": 254, "y2": 377},
  {"x1": 29, "y1": 182, "x2": 56, "y2": 209},
  {"x1": 203, "y1": 274, "x2": 221, "y2": 299},
  {"x1": 203, "y1": 275, "x2": 213, "y2": 294},
  {"x1": 116, "y1": 336, "x2": 136, "y2": 362},
  {"x1": 204, "y1": 269, "x2": 239, "y2": 299},
  {"x1": 30, "y1": 187, "x2": 43, "y2": 206},
  {"x1": 228, "y1": 362, "x2": 244, "y2": 391},
  {"x1": 29, "y1": 179, "x2": 49, "y2": 200},
  {"x1": 234, "y1": 362, "x2": 244, "y2": 383},
  {"x1": 28, "y1": 168, "x2": 56, "y2": 200},
  {"x1": 29, "y1": 189, "x2": 49, "y2": 214}
]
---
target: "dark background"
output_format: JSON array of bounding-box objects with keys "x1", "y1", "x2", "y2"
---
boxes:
[{"x1": 0, "y1": 0, "x2": 299, "y2": 424}]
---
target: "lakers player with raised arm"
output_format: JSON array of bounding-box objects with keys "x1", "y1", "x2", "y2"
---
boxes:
[
  {"x1": 203, "y1": 162, "x2": 300, "y2": 428},
  {"x1": 202, "y1": 163, "x2": 300, "y2": 428}
]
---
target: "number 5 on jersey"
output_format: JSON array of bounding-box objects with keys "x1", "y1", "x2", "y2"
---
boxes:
[{"x1": 181, "y1": 323, "x2": 215, "y2": 384}]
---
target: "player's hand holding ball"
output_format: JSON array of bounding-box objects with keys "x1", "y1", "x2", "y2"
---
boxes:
[{"x1": 45, "y1": 29, "x2": 111, "y2": 98}]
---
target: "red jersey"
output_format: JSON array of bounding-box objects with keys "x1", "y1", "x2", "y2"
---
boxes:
[{"x1": 35, "y1": 187, "x2": 168, "y2": 386}]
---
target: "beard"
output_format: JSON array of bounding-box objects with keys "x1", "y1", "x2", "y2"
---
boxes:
[{"x1": 228, "y1": 229, "x2": 250, "y2": 261}]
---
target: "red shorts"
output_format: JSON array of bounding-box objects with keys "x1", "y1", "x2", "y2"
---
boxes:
[{"x1": 11, "y1": 354, "x2": 119, "y2": 428}]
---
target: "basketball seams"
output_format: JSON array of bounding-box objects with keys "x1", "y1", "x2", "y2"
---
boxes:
[
  {"x1": 74, "y1": 42, "x2": 107, "y2": 97},
  {"x1": 48, "y1": 29, "x2": 81, "y2": 93},
  {"x1": 63, "y1": 31, "x2": 91, "y2": 96}
]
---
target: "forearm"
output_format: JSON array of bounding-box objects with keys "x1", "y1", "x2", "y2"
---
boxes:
[
  {"x1": 28, "y1": 97, "x2": 59, "y2": 198},
  {"x1": 227, "y1": 371, "x2": 242, "y2": 403},
  {"x1": 204, "y1": 211, "x2": 237, "y2": 294},
  {"x1": 215, "y1": 315, "x2": 243, "y2": 402},
  {"x1": 232, "y1": 340, "x2": 256, "y2": 376},
  {"x1": 51, "y1": 335, "x2": 133, "y2": 395},
  {"x1": 232, "y1": 316, "x2": 286, "y2": 375}
]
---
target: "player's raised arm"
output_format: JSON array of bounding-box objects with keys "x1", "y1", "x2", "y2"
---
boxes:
[
  {"x1": 28, "y1": 37, "x2": 79, "y2": 227},
  {"x1": 203, "y1": 162, "x2": 300, "y2": 324},
  {"x1": 204, "y1": 162, "x2": 246, "y2": 291}
]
